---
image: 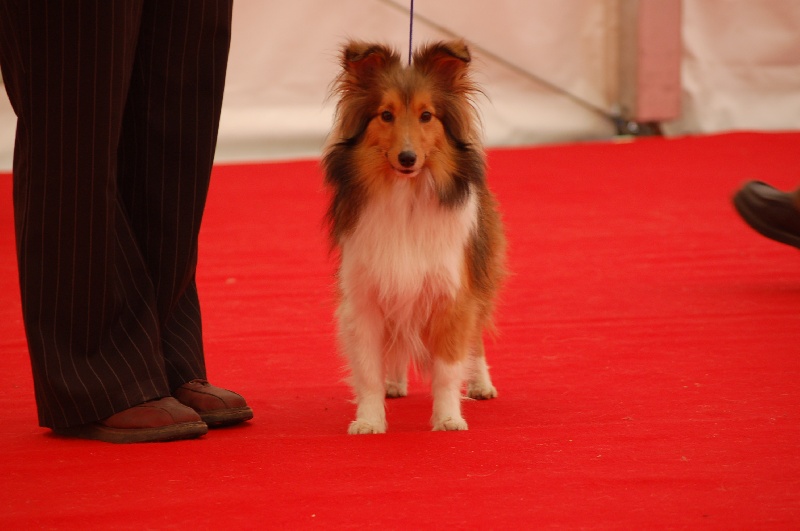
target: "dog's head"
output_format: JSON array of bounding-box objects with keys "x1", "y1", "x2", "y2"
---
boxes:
[{"x1": 330, "y1": 40, "x2": 479, "y2": 179}]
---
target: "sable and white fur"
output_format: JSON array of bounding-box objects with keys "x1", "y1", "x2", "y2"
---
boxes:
[{"x1": 323, "y1": 40, "x2": 506, "y2": 433}]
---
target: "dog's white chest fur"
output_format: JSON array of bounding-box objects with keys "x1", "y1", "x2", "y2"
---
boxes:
[{"x1": 338, "y1": 175, "x2": 477, "y2": 320}]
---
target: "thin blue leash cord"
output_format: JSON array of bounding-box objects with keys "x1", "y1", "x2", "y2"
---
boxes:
[{"x1": 408, "y1": 0, "x2": 414, "y2": 65}]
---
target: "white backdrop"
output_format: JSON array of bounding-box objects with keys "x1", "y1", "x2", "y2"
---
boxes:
[
  {"x1": 666, "y1": 0, "x2": 800, "y2": 135},
  {"x1": 1, "y1": 0, "x2": 799, "y2": 171}
]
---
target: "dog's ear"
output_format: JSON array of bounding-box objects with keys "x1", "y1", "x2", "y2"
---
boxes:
[
  {"x1": 413, "y1": 40, "x2": 479, "y2": 149},
  {"x1": 341, "y1": 41, "x2": 399, "y2": 82},
  {"x1": 413, "y1": 40, "x2": 472, "y2": 90},
  {"x1": 330, "y1": 42, "x2": 399, "y2": 143}
]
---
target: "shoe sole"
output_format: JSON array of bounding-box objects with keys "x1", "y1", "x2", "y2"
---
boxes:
[
  {"x1": 200, "y1": 407, "x2": 254, "y2": 428},
  {"x1": 733, "y1": 191, "x2": 800, "y2": 249},
  {"x1": 54, "y1": 421, "x2": 208, "y2": 444}
]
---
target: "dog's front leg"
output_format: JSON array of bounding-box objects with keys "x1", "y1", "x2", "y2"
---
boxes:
[
  {"x1": 431, "y1": 357, "x2": 468, "y2": 431},
  {"x1": 427, "y1": 299, "x2": 474, "y2": 431},
  {"x1": 339, "y1": 300, "x2": 388, "y2": 434}
]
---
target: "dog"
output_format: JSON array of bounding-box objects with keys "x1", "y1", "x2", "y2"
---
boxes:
[{"x1": 323, "y1": 40, "x2": 506, "y2": 434}]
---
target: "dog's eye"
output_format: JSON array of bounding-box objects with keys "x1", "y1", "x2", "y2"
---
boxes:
[
  {"x1": 420, "y1": 111, "x2": 433, "y2": 123},
  {"x1": 380, "y1": 111, "x2": 394, "y2": 123}
]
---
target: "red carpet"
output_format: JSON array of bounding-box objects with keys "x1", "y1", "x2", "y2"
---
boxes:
[{"x1": 1, "y1": 132, "x2": 799, "y2": 528}]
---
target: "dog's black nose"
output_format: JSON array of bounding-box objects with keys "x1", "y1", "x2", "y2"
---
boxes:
[{"x1": 398, "y1": 151, "x2": 417, "y2": 168}]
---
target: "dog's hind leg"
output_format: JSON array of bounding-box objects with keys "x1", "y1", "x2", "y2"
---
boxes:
[
  {"x1": 466, "y1": 340, "x2": 498, "y2": 400},
  {"x1": 385, "y1": 337, "x2": 410, "y2": 398}
]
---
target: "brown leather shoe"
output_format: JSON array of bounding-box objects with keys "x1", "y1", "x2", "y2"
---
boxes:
[
  {"x1": 174, "y1": 379, "x2": 254, "y2": 427},
  {"x1": 53, "y1": 397, "x2": 208, "y2": 443}
]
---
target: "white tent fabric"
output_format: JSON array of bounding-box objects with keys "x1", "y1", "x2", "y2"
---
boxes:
[
  {"x1": 664, "y1": 0, "x2": 800, "y2": 136},
  {"x1": 1, "y1": 0, "x2": 798, "y2": 171}
]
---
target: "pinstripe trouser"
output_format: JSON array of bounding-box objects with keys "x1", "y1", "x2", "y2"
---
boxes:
[{"x1": 0, "y1": 0, "x2": 233, "y2": 429}]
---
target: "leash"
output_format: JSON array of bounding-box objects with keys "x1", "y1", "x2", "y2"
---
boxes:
[{"x1": 408, "y1": 0, "x2": 414, "y2": 65}]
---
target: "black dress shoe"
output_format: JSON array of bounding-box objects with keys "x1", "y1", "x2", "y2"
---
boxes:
[{"x1": 733, "y1": 181, "x2": 800, "y2": 249}]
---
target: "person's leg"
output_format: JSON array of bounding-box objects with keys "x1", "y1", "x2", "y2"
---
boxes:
[
  {"x1": 118, "y1": 0, "x2": 233, "y2": 387},
  {"x1": 0, "y1": 0, "x2": 183, "y2": 430},
  {"x1": 118, "y1": 0, "x2": 252, "y2": 425}
]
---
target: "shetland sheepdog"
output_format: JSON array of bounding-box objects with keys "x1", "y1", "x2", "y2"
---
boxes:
[{"x1": 323, "y1": 40, "x2": 506, "y2": 434}]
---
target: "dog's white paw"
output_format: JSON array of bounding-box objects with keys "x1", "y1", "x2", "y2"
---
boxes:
[
  {"x1": 348, "y1": 419, "x2": 386, "y2": 435},
  {"x1": 467, "y1": 382, "x2": 498, "y2": 400},
  {"x1": 432, "y1": 416, "x2": 468, "y2": 431},
  {"x1": 385, "y1": 380, "x2": 408, "y2": 398}
]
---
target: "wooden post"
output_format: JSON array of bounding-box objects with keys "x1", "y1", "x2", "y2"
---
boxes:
[{"x1": 619, "y1": 0, "x2": 682, "y2": 123}]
